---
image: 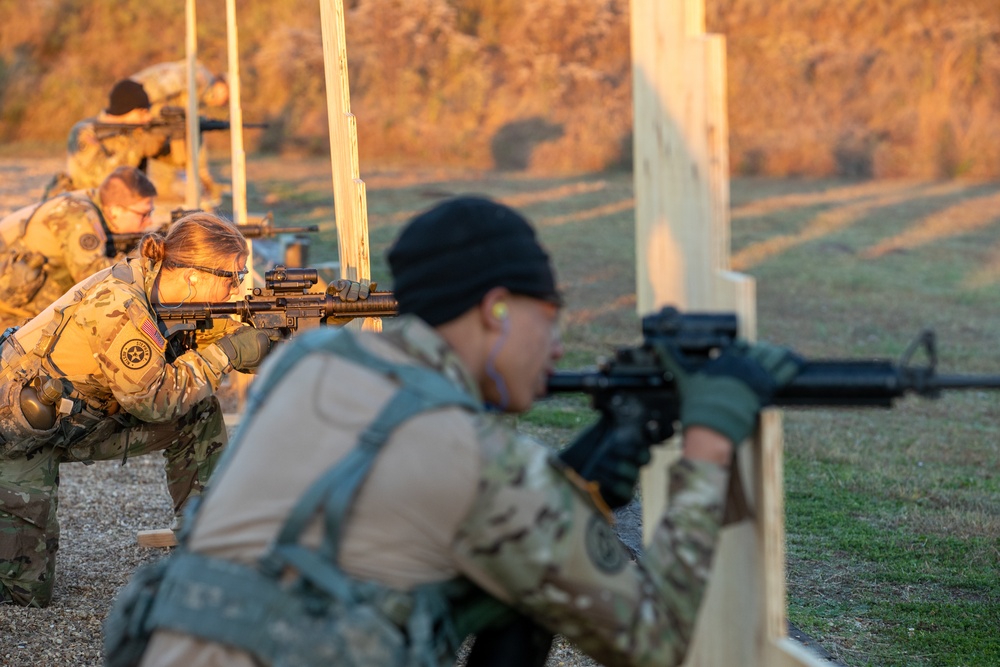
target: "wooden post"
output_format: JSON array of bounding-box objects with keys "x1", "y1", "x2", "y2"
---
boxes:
[
  {"x1": 226, "y1": 0, "x2": 253, "y2": 407},
  {"x1": 226, "y1": 0, "x2": 248, "y2": 229},
  {"x1": 318, "y1": 0, "x2": 380, "y2": 332},
  {"x1": 184, "y1": 0, "x2": 201, "y2": 209},
  {"x1": 630, "y1": 0, "x2": 825, "y2": 665}
]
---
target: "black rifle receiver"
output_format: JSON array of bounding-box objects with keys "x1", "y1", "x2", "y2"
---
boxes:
[
  {"x1": 547, "y1": 306, "x2": 1000, "y2": 410},
  {"x1": 155, "y1": 266, "x2": 397, "y2": 346}
]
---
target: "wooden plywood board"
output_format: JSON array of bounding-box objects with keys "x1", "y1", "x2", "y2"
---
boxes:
[{"x1": 630, "y1": 0, "x2": 828, "y2": 663}]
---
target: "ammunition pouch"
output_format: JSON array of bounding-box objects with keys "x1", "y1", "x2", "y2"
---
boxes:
[
  {"x1": 0, "y1": 380, "x2": 60, "y2": 458},
  {"x1": 0, "y1": 332, "x2": 59, "y2": 457},
  {"x1": 0, "y1": 324, "x2": 113, "y2": 458}
]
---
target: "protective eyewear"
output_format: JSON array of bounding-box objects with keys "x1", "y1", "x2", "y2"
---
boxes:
[
  {"x1": 126, "y1": 204, "x2": 155, "y2": 221},
  {"x1": 174, "y1": 263, "x2": 249, "y2": 288}
]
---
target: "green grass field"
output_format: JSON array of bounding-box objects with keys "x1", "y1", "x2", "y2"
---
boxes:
[{"x1": 236, "y1": 158, "x2": 999, "y2": 666}]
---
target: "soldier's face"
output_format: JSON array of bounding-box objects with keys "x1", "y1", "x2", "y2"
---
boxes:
[
  {"x1": 205, "y1": 81, "x2": 229, "y2": 107},
  {"x1": 485, "y1": 294, "x2": 563, "y2": 412},
  {"x1": 108, "y1": 197, "x2": 155, "y2": 234}
]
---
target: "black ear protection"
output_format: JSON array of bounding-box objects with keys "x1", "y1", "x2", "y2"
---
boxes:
[{"x1": 492, "y1": 302, "x2": 508, "y2": 320}]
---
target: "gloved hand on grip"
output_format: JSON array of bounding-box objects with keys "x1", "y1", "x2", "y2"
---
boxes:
[
  {"x1": 329, "y1": 278, "x2": 376, "y2": 302},
  {"x1": 193, "y1": 316, "x2": 244, "y2": 347},
  {"x1": 215, "y1": 326, "x2": 282, "y2": 373},
  {"x1": 558, "y1": 397, "x2": 672, "y2": 509},
  {"x1": 657, "y1": 339, "x2": 802, "y2": 445}
]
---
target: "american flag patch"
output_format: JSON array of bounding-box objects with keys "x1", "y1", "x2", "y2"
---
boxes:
[{"x1": 139, "y1": 317, "x2": 166, "y2": 351}]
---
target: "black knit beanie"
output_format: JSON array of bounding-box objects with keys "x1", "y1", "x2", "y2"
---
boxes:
[
  {"x1": 106, "y1": 79, "x2": 150, "y2": 115},
  {"x1": 387, "y1": 196, "x2": 561, "y2": 326}
]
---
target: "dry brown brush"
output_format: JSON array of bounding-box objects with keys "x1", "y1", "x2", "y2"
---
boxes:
[{"x1": 1, "y1": 0, "x2": 998, "y2": 177}]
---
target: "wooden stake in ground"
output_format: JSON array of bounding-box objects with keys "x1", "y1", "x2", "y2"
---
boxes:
[
  {"x1": 226, "y1": 0, "x2": 249, "y2": 229},
  {"x1": 318, "y1": 0, "x2": 380, "y2": 332},
  {"x1": 225, "y1": 0, "x2": 255, "y2": 408},
  {"x1": 184, "y1": 0, "x2": 200, "y2": 210},
  {"x1": 630, "y1": 0, "x2": 825, "y2": 665}
]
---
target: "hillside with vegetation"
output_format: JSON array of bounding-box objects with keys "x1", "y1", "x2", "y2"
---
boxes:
[{"x1": 1, "y1": 0, "x2": 998, "y2": 178}]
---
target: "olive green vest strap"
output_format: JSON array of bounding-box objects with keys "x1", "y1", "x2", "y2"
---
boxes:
[{"x1": 155, "y1": 327, "x2": 480, "y2": 667}]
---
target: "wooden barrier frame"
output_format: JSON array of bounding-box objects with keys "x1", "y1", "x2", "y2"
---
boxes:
[{"x1": 631, "y1": 0, "x2": 827, "y2": 665}]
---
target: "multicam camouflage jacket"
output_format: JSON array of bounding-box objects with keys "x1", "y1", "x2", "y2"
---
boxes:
[
  {"x1": 0, "y1": 257, "x2": 233, "y2": 449},
  {"x1": 0, "y1": 189, "x2": 125, "y2": 329},
  {"x1": 130, "y1": 60, "x2": 216, "y2": 117}
]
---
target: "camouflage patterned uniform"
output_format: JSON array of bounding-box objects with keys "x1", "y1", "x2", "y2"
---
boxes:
[
  {"x1": 130, "y1": 61, "x2": 222, "y2": 204},
  {"x1": 134, "y1": 315, "x2": 728, "y2": 667},
  {"x1": 130, "y1": 60, "x2": 216, "y2": 117},
  {"x1": 0, "y1": 188, "x2": 127, "y2": 331},
  {"x1": 0, "y1": 257, "x2": 233, "y2": 607},
  {"x1": 64, "y1": 118, "x2": 168, "y2": 193}
]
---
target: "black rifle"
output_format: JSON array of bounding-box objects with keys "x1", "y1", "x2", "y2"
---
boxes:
[
  {"x1": 477, "y1": 306, "x2": 1000, "y2": 667},
  {"x1": 93, "y1": 105, "x2": 267, "y2": 139},
  {"x1": 154, "y1": 266, "x2": 396, "y2": 350},
  {"x1": 547, "y1": 306, "x2": 1000, "y2": 438},
  {"x1": 110, "y1": 211, "x2": 319, "y2": 254}
]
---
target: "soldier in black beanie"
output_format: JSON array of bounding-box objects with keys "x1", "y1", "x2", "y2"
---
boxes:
[
  {"x1": 105, "y1": 194, "x2": 796, "y2": 667},
  {"x1": 105, "y1": 79, "x2": 152, "y2": 115},
  {"x1": 388, "y1": 196, "x2": 562, "y2": 327},
  {"x1": 46, "y1": 79, "x2": 168, "y2": 198}
]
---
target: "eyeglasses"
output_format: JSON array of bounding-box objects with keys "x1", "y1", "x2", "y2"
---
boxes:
[
  {"x1": 173, "y1": 263, "x2": 249, "y2": 288},
  {"x1": 126, "y1": 204, "x2": 154, "y2": 222}
]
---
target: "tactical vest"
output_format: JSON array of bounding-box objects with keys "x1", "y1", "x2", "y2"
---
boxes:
[
  {"x1": 104, "y1": 326, "x2": 512, "y2": 667},
  {"x1": 0, "y1": 262, "x2": 138, "y2": 458}
]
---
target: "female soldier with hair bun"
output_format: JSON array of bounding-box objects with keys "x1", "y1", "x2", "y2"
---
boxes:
[{"x1": 0, "y1": 211, "x2": 277, "y2": 607}]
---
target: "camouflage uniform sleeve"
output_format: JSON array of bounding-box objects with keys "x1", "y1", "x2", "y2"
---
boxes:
[
  {"x1": 73, "y1": 281, "x2": 231, "y2": 422},
  {"x1": 51, "y1": 198, "x2": 119, "y2": 281},
  {"x1": 451, "y1": 429, "x2": 727, "y2": 667},
  {"x1": 67, "y1": 121, "x2": 169, "y2": 189}
]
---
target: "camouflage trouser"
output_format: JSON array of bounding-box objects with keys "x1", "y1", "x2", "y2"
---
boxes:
[{"x1": 0, "y1": 396, "x2": 226, "y2": 607}]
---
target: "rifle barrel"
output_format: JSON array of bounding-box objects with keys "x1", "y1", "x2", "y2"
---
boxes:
[
  {"x1": 110, "y1": 223, "x2": 320, "y2": 251},
  {"x1": 237, "y1": 224, "x2": 320, "y2": 238},
  {"x1": 928, "y1": 374, "x2": 1000, "y2": 391},
  {"x1": 547, "y1": 361, "x2": 1000, "y2": 410},
  {"x1": 320, "y1": 293, "x2": 398, "y2": 318}
]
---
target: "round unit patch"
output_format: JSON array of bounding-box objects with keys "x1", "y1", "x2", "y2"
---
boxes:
[
  {"x1": 584, "y1": 514, "x2": 626, "y2": 574},
  {"x1": 121, "y1": 339, "x2": 152, "y2": 370},
  {"x1": 79, "y1": 233, "x2": 102, "y2": 251}
]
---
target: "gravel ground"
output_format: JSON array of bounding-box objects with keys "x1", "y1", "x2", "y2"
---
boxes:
[{"x1": 1, "y1": 457, "x2": 173, "y2": 666}]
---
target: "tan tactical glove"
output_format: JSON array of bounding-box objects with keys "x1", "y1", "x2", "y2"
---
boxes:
[
  {"x1": 214, "y1": 326, "x2": 282, "y2": 373},
  {"x1": 329, "y1": 278, "x2": 376, "y2": 301}
]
